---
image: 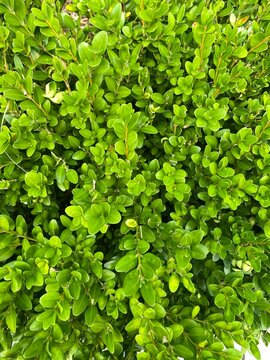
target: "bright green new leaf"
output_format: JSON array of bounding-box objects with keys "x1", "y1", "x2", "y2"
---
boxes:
[
  {"x1": 115, "y1": 251, "x2": 137, "y2": 272},
  {"x1": 40, "y1": 292, "x2": 61, "y2": 308},
  {"x1": 233, "y1": 46, "x2": 248, "y2": 58},
  {"x1": 106, "y1": 206, "x2": 121, "y2": 224},
  {"x1": 141, "y1": 283, "x2": 156, "y2": 306},
  {"x1": 55, "y1": 164, "x2": 66, "y2": 184},
  {"x1": 174, "y1": 344, "x2": 194, "y2": 358},
  {"x1": 78, "y1": 42, "x2": 92, "y2": 61},
  {"x1": 215, "y1": 293, "x2": 226, "y2": 309},
  {"x1": 65, "y1": 205, "x2": 82, "y2": 217},
  {"x1": 66, "y1": 169, "x2": 79, "y2": 184},
  {"x1": 25, "y1": 171, "x2": 42, "y2": 188},
  {"x1": 123, "y1": 269, "x2": 140, "y2": 297},
  {"x1": 115, "y1": 140, "x2": 126, "y2": 155},
  {"x1": 175, "y1": 248, "x2": 190, "y2": 268},
  {"x1": 125, "y1": 219, "x2": 138, "y2": 228},
  {"x1": 250, "y1": 32, "x2": 268, "y2": 52},
  {"x1": 3, "y1": 89, "x2": 26, "y2": 101},
  {"x1": 72, "y1": 292, "x2": 89, "y2": 316},
  {"x1": 125, "y1": 318, "x2": 141, "y2": 332},
  {"x1": 169, "y1": 273, "x2": 180, "y2": 293},
  {"x1": 84, "y1": 205, "x2": 106, "y2": 234},
  {"x1": 0, "y1": 216, "x2": 9, "y2": 232},
  {"x1": 6, "y1": 305, "x2": 16, "y2": 333},
  {"x1": 264, "y1": 220, "x2": 270, "y2": 237},
  {"x1": 182, "y1": 276, "x2": 196, "y2": 293},
  {"x1": 91, "y1": 31, "x2": 108, "y2": 54},
  {"x1": 191, "y1": 244, "x2": 208, "y2": 259}
]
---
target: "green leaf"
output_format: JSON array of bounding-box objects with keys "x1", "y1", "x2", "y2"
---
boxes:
[
  {"x1": 72, "y1": 150, "x2": 86, "y2": 160},
  {"x1": 91, "y1": 321, "x2": 105, "y2": 333},
  {"x1": 55, "y1": 164, "x2": 66, "y2": 184},
  {"x1": 233, "y1": 46, "x2": 248, "y2": 58},
  {"x1": 3, "y1": 89, "x2": 26, "y2": 101},
  {"x1": 141, "y1": 283, "x2": 156, "y2": 306},
  {"x1": 125, "y1": 318, "x2": 141, "y2": 332},
  {"x1": 66, "y1": 169, "x2": 79, "y2": 184},
  {"x1": 0, "y1": 126, "x2": 10, "y2": 154},
  {"x1": 217, "y1": 167, "x2": 235, "y2": 178},
  {"x1": 189, "y1": 326, "x2": 208, "y2": 342},
  {"x1": 250, "y1": 32, "x2": 268, "y2": 52},
  {"x1": 169, "y1": 273, "x2": 180, "y2": 293},
  {"x1": 206, "y1": 108, "x2": 226, "y2": 122},
  {"x1": 91, "y1": 31, "x2": 108, "y2": 54},
  {"x1": 142, "y1": 253, "x2": 161, "y2": 270},
  {"x1": 264, "y1": 220, "x2": 270, "y2": 237},
  {"x1": 114, "y1": 121, "x2": 125, "y2": 138},
  {"x1": 72, "y1": 291, "x2": 89, "y2": 316},
  {"x1": 0, "y1": 216, "x2": 9, "y2": 232},
  {"x1": 181, "y1": 230, "x2": 203, "y2": 245},
  {"x1": 135, "y1": 334, "x2": 151, "y2": 346},
  {"x1": 106, "y1": 206, "x2": 121, "y2": 224},
  {"x1": 40, "y1": 292, "x2": 60, "y2": 308},
  {"x1": 91, "y1": 260, "x2": 103, "y2": 279},
  {"x1": 85, "y1": 306, "x2": 97, "y2": 326},
  {"x1": 15, "y1": 294, "x2": 32, "y2": 311},
  {"x1": 249, "y1": 342, "x2": 261, "y2": 360},
  {"x1": 24, "y1": 339, "x2": 45, "y2": 359},
  {"x1": 141, "y1": 261, "x2": 154, "y2": 280},
  {"x1": 0, "y1": 247, "x2": 16, "y2": 262},
  {"x1": 25, "y1": 171, "x2": 42, "y2": 188},
  {"x1": 175, "y1": 248, "x2": 190, "y2": 268},
  {"x1": 223, "y1": 348, "x2": 243, "y2": 360},
  {"x1": 65, "y1": 206, "x2": 82, "y2": 217},
  {"x1": 140, "y1": 125, "x2": 158, "y2": 134},
  {"x1": 84, "y1": 205, "x2": 106, "y2": 234},
  {"x1": 6, "y1": 305, "x2": 16, "y2": 333},
  {"x1": 115, "y1": 251, "x2": 137, "y2": 273},
  {"x1": 13, "y1": 138, "x2": 29, "y2": 149},
  {"x1": 191, "y1": 244, "x2": 208, "y2": 259},
  {"x1": 123, "y1": 269, "x2": 140, "y2": 297},
  {"x1": 151, "y1": 93, "x2": 165, "y2": 104},
  {"x1": 215, "y1": 293, "x2": 226, "y2": 309},
  {"x1": 58, "y1": 298, "x2": 70, "y2": 321},
  {"x1": 170, "y1": 324, "x2": 184, "y2": 338},
  {"x1": 182, "y1": 276, "x2": 196, "y2": 293},
  {"x1": 115, "y1": 140, "x2": 126, "y2": 155},
  {"x1": 118, "y1": 86, "x2": 131, "y2": 98},
  {"x1": 174, "y1": 344, "x2": 194, "y2": 358},
  {"x1": 78, "y1": 42, "x2": 92, "y2": 62},
  {"x1": 127, "y1": 131, "x2": 138, "y2": 151},
  {"x1": 125, "y1": 219, "x2": 138, "y2": 228},
  {"x1": 105, "y1": 332, "x2": 115, "y2": 354},
  {"x1": 192, "y1": 305, "x2": 200, "y2": 319},
  {"x1": 50, "y1": 344, "x2": 65, "y2": 360}
]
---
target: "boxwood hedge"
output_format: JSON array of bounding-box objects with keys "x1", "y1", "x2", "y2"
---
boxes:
[{"x1": 0, "y1": 0, "x2": 270, "y2": 359}]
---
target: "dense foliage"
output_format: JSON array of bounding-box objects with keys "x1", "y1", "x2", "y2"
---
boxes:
[{"x1": 0, "y1": 0, "x2": 270, "y2": 359}]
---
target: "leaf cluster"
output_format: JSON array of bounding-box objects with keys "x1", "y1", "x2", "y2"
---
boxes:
[{"x1": 0, "y1": 0, "x2": 270, "y2": 359}]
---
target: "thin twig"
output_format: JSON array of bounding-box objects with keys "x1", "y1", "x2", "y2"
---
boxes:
[{"x1": 4, "y1": 152, "x2": 27, "y2": 173}]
